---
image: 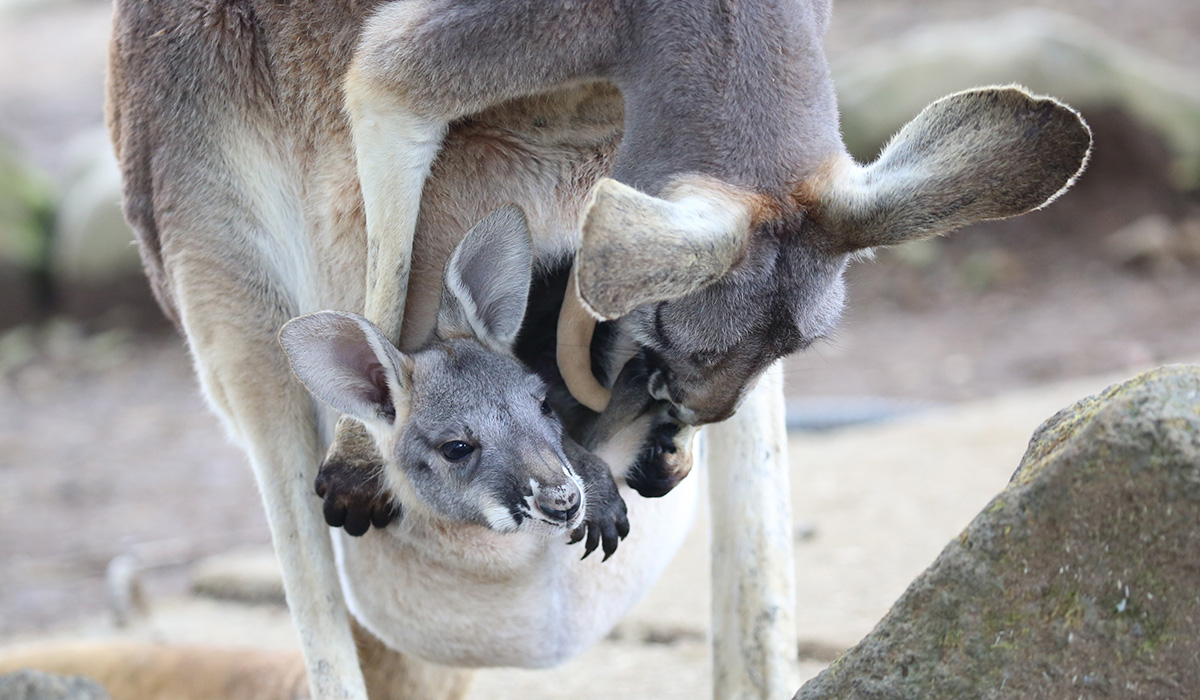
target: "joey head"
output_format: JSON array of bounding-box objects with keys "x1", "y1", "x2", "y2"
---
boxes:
[{"x1": 281, "y1": 206, "x2": 629, "y2": 558}]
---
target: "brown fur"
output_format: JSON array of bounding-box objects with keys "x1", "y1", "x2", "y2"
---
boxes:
[
  {"x1": 0, "y1": 642, "x2": 309, "y2": 700},
  {"x1": 0, "y1": 623, "x2": 470, "y2": 700}
]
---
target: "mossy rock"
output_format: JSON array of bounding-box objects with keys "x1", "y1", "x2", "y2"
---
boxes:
[
  {"x1": 0, "y1": 140, "x2": 53, "y2": 272},
  {"x1": 0, "y1": 140, "x2": 54, "y2": 328},
  {"x1": 834, "y1": 10, "x2": 1200, "y2": 190},
  {"x1": 52, "y1": 129, "x2": 142, "y2": 284},
  {"x1": 797, "y1": 364, "x2": 1200, "y2": 700},
  {"x1": 0, "y1": 669, "x2": 110, "y2": 700}
]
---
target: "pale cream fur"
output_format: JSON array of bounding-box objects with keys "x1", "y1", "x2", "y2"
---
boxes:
[{"x1": 336, "y1": 471, "x2": 699, "y2": 669}]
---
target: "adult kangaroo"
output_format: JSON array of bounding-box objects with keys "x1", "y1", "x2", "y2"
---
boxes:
[{"x1": 106, "y1": 0, "x2": 1091, "y2": 697}]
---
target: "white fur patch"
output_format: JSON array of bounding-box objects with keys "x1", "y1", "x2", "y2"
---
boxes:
[
  {"x1": 220, "y1": 129, "x2": 316, "y2": 317},
  {"x1": 481, "y1": 498, "x2": 519, "y2": 532}
]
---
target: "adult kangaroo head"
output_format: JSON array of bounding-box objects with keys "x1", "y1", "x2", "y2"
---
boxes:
[
  {"x1": 562, "y1": 86, "x2": 1092, "y2": 425},
  {"x1": 282, "y1": 207, "x2": 586, "y2": 536}
]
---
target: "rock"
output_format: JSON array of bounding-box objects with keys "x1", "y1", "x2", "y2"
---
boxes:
[
  {"x1": 796, "y1": 364, "x2": 1200, "y2": 700},
  {"x1": 0, "y1": 139, "x2": 53, "y2": 328},
  {"x1": 1103, "y1": 214, "x2": 1179, "y2": 269},
  {"x1": 833, "y1": 10, "x2": 1200, "y2": 190},
  {"x1": 191, "y1": 548, "x2": 287, "y2": 607},
  {"x1": 48, "y1": 128, "x2": 166, "y2": 326},
  {"x1": 105, "y1": 555, "x2": 147, "y2": 628},
  {"x1": 0, "y1": 668, "x2": 110, "y2": 700},
  {"x1": 51, "y1": 129, "x2": 141, "y2": 285}
]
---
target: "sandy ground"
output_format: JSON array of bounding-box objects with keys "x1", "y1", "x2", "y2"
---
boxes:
[{"x1": 4, "y1": 364, "x2": 1182, "y2": 698}]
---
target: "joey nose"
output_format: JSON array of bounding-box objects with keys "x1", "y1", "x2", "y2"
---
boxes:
[{"x1": 536, "y1": 488, "x2": 581, "y2": 523}]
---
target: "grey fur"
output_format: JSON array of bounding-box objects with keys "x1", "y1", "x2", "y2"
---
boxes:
[{"x1": 436, "y1": 204, "x2": 533, "y2": 353}]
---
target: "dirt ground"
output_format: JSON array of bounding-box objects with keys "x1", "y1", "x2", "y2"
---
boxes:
[{"x1": 1, "y1": 0, "x2": 1199, "y2": 660}]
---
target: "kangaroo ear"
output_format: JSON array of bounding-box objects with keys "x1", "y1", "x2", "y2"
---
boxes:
[
  {"x1": 809, "y1": 86, "x2": 1092, "y2": 251},
  {"x1": 575, "y1": 177, "x2": 758, "y2": 321},
  {"x1": 437, "y1": 204, "x2": 533, "y2": 352},
  {"x1": 279, "y1": 310, "x2": 412, "y2": 432}
]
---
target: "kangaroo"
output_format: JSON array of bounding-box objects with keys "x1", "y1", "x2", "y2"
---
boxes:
[
  {"x1": 326, "y1": 0, "x2": 1092, "y2": 513},
  {"x1": 106, "y1": 0, "x2": 1091, "y2": 696},
  {"x1": 279, "y1": 206, "x2": 698, "y2": 669}
]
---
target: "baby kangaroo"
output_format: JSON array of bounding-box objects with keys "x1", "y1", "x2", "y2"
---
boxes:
[
  {"x1": 280, "y1": 205, "x2": 629, "y2": 560},
  {"x1": 279, "y1": 206, "x2": 694, "y2": 668}
]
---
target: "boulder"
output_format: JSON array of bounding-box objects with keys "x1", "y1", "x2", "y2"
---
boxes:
[
  {"x1": 796, "y1": 364, "x2": 1200, "y2": 700},
  {"x1": 833, "y1": 10, "x2": 1200, "y2": 190},
  {"x1": 0, "y1": 139, "x2": 53, "y2": 328},
  {"x1": 51, "y1": 129, "x2": 141, "y2": 285},
  {"x1": 0, "y1": 669, "x2": 110, "y2": 700},
  {"x1": 48, "y1": 128, "x2": 165, "y2": 326}
]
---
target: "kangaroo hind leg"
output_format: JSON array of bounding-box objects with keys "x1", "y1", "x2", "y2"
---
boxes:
[{"x1": 164, "y1": 183, "x2": 367, "y2": 699}]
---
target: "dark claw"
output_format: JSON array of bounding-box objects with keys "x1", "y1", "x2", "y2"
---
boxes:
[
  {"x1": 564, "y1": 436, "x2": 630, "y2": 560},
  {"x1": 616, "y1": 512, "x2": 631, "y2": 540},
  {"x1": 582, "y1": 522, "x2": 601, "y2": 559},
  {"x1": 600, "y1": 520, "x2": 620, "y2": 561}
]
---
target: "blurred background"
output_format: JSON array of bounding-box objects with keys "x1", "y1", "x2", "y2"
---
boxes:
[{"x1": 0, "y1": 0, "x2": 1197, "y2": 672}]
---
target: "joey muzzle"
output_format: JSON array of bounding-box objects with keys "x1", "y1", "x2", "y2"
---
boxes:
[{"x1": 534, "y1": 484, "x2": 582, "y2": 523}]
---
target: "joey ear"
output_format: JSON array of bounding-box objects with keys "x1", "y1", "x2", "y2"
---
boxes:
[
  {"x1": 808, "y1": 86, "x2": 1092, "y2": 251},
  {"x1": 437, "y1": 204, "x2": 533, "y2": 352},
  {"x1": 575, "y1": 177, "x2": 758, "y2": 321},
  {"x1": 279, "y1": 310, "x2": 412, "y2": 431}
]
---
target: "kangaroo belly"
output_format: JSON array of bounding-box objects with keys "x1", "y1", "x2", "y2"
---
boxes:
[{"x1": 335, "y1": 474, "x2": 699, "y2": 668}]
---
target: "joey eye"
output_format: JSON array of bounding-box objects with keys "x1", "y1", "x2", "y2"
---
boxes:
[
  {"x1": 540, "y1": 398, "x2": 552, "y2": 416},
  {"x1": 439, "y1": 441, "x2": 475, "y2": 461}
]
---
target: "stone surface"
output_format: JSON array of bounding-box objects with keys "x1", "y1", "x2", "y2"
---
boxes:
[
  {"x1": 190, "y1": 548, "x2": 287, "y2": 607},
  {"x1": 51, "y1": 129, "x2": 140, "y2": 285},
  {"x1": 0, "y1": 668, "x2": 110, "y2": 700},
  {"x1": 796, "y1": 364, "x2": 1200, "y2": 700},
  {"x1": 0, "y1": 139, "x2": 53, "y2": 328},
  {"x1": 833, "y1": 10, "x2": 1200, "y2": 189}
]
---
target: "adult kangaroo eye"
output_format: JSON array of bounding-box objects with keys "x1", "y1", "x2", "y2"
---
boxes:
[{"x1": 439, "y1": 441, "x2": 475, "y2": 461}]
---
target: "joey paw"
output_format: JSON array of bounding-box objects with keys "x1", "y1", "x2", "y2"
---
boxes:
[
  {"x1": 569, "y1": 485, "x2": 629, "y2": 562},
  {"x1": 563, "y1": 435, "x2": 630, "y2": 560},
  {"x1": 315, "y1": 460, "x2": 400, "y2": 537}
]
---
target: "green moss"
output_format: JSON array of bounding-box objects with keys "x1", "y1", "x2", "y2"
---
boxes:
[
  {"x1": 1044, "y1": 586, "x2": 1087, "y2": 628},
  {"x1": 0, "y1": 142, "x2": 54, "y2": 273},
  {"x1": 940, "y1": 625, "x2": 964, "y2": 654}
]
